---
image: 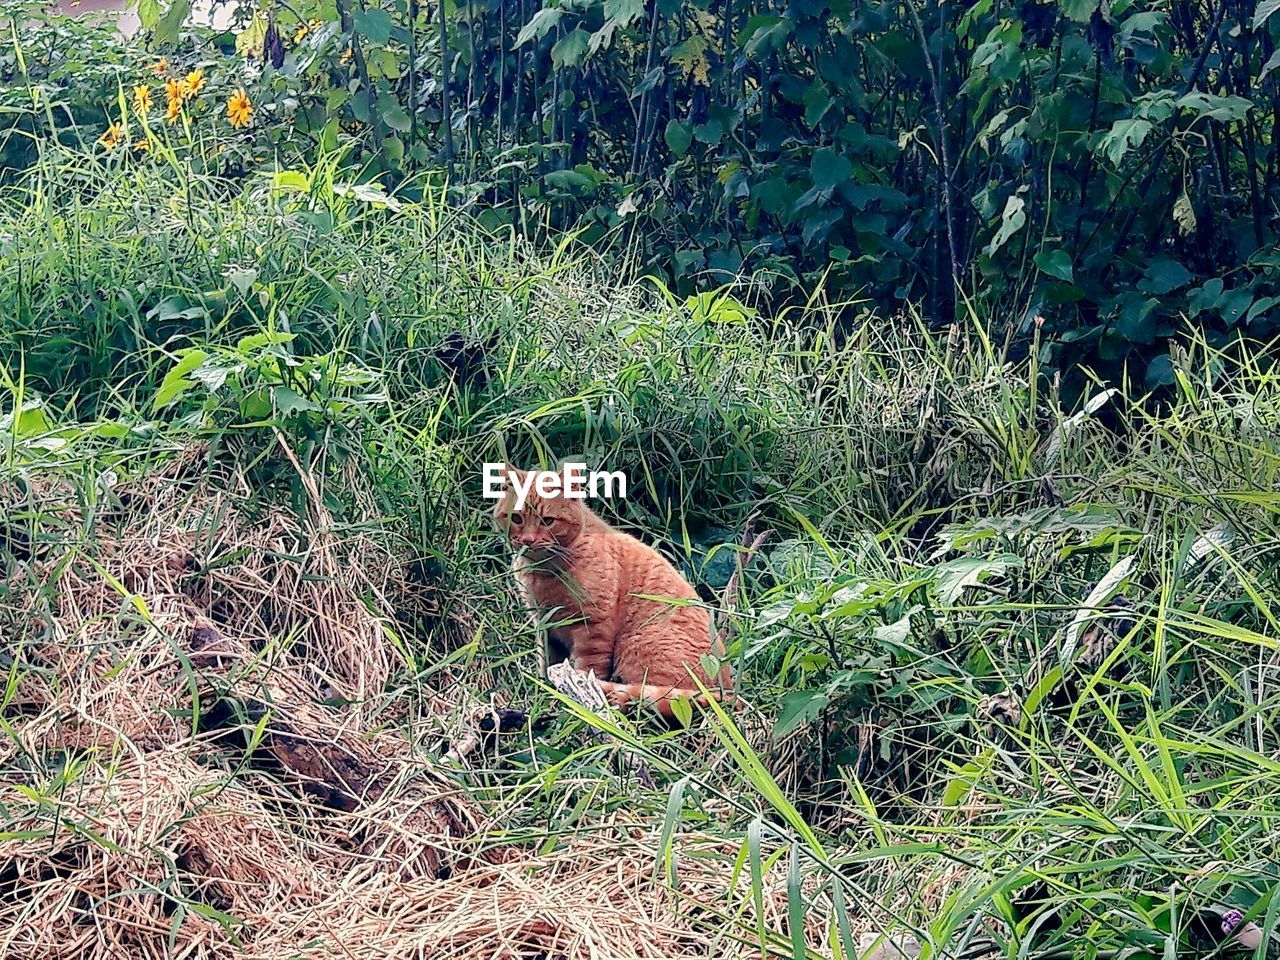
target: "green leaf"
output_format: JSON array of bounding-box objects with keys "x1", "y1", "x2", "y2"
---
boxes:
[
  {"x1": 787, "y1": 844, "x2": 806, "y2": 960},
  {"x1": 1246, "y1": 295, "x2": 1280, "y2": 324},
  {"x1": 588, "y1": 22, "x2": 618, "y2": 53},
  {"x1": 1254, "y1": 0, "x2": 1280, "y2": 30},
  {"x1": 551, "y1": 28, "x2": 590, "y2": 68},
  {"x1": 932, "y1": 555, "x2": 1021, "y2": 606},
  {"x1": 810, "y1": 148, "x2": 851, "y2": 190},
  {"x1": 383, "y1": 135, "x2": 405, "y2": 167},
  {"x1": 365, "y1": 48, "x2": 400, "y2": 79},
  {"x1": 353, "y1": 8, "x2": 393, "y2": 45},
  {"x1": 942, "y1": 751, "x2": 992, "y2": 805},
  {"x1": 603, "y1": 0, "x2": 645, "y2": 28},
  {"x1": 668, "y1": 695, "x2": 693, "y2": 726},
  {"x1": 1, "y1": 399, "x2": 51, "y2": 438},
  {"x1": 1119, "y1": 11, "x2": 1166, "y2": 37},
  {"x1": 149, "y1": 295, "x2": 207, "y2": 322},
  {"x1": 516, "y1": 7, "x2": 563, "y2": 46},
  {"x1": 1260, "y1": 48, "x2": 1280, "y2": 84},
  {"x1": 872, "y1": 611, "x2": 916, "y2": 648},
  {"x1": 154, "y1": 349, "x2": 208, "y2": 412},
  {"x1": 1098, "y1": 117, "x2": 1153, "y2": 165},
  {"x1": 664, "y1": 119, "x2": 693, "y2": 157},
  {"x1": 136, "y1": 0, "x2": 162, "y2": 28},
  {"x1": 986, "y1": 194, "x2": 1026, "y2": 256},
  {"x1": 1058, "y1": 0, "x2": 1098, "y2": 22},
  {"x1": 741, "y1": 14, "x2": 791, "y2": 56},
  {"x1": 236, "y1": 331, "x2": 295, "y2": 352},
  {"x1": 1144, "y1": 354, "x2": 1175, "y2": 390},
  {"x1": 774, "y1": 689, "x2": 829, "y2": 739},
  {"x1": 543, "y1": 169, "x2": 596, "y2": 194},
  {"x1": 1176, "y1": 91, "x2": 1253, "y2": 122},
  {"x1": 1219, "y1": 286, "x2": 1254, "y2": 326},
  {"x1": 227, "y1": 268, "x2": 257, "y2": 297},
  {"x1": 693, "y1": 120, "x2": 724, "y2": 145},
  {"x1": 1034, "y1": 249, "x2": 1074, "y2": 283},
  {"x1": 656, "y1": 777, "x2": 688, "y2": 884},
  {"x1": 803, "y1": 81, "x2": 832, "y2": 128},
  {"x1": 1138, "y1": 258, "x2": 1193, "y2": 295},
  {"x1": 235, "y1": 10, "x2": 268, "y2": 58},
  {"x1": 379, "y1": 101, "x2": 412, "y2": 133},
  {"x1": 155, "y1": 0, "x2": 191, "y2": 45},
  {"x1": 190, "y1": 363, "x2": 231, "y2": 393},
  {"x1": 273, "y1": 386, "x2": 321, "y2": 417},
  {"x1": 1114, "y1": 292, "x2": 1161, "y2": 344}
]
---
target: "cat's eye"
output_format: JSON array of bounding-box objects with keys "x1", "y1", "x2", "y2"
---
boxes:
[
  {"x1": 539, "y1": 515, "x2": 555, "y2": 526},
  {"x1": 510, "y1": 512, "x2": 523, "y2": 525}
]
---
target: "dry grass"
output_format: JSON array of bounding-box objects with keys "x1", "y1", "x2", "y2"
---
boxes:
[{"x1": 0, "y1": 451, "x2": 820, "y2": 960}]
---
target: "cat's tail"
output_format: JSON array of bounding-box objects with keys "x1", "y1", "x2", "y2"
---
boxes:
[{"x1": 596, "y1": 679, "x2": 735, "y2": 718}]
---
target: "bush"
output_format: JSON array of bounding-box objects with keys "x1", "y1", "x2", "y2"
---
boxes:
[{"x1": 44, "y1": 0, "x2": 1268, "y2": 391}]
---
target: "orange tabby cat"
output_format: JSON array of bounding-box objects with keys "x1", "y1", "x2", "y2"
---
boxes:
[{"x1": 493, "y1": 466, "x2": 733, "y2": 716}]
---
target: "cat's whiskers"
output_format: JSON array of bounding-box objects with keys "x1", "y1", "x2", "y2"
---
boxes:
[{"x1": 546, "y1": 541, "x2": 574, "y2": 565}]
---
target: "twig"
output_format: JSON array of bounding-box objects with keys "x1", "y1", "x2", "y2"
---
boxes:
[{"x1": 716, "y1": 514, "x2": 770, "y2": 647}]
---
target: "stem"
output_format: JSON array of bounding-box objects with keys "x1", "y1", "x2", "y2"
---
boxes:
[
  {"x1": 1102, "y1": 0, "x2": 1229, "y2": 270},
  {"x1": 438, "y1": 0, "x2": 455, "y2": 176},
  {"x1": 905, "y1": 0, "x2": 959, "y2": 313}
]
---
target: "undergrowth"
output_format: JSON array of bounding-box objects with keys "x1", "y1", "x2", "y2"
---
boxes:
[{"x1": 3, "y1": 150, "x2": 1280, "y2": 959}]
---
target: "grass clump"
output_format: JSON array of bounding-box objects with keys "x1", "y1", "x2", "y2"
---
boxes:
[{"x1": 3, "y1": 154, "x2": 1280, "y2": 959}]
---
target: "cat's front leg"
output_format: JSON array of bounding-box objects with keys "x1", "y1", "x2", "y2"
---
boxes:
[{"x1": 561, "y1": 623, "x2": 615, "y2": 680}]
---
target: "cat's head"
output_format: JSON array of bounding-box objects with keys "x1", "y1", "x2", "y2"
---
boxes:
[{"x1": 492, "y1": 466, "x2": 588, "y2": 554}]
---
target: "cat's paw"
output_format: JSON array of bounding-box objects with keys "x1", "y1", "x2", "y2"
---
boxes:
[{"x1": 605, "y1": 686, "x2": 631, "y2": 708}]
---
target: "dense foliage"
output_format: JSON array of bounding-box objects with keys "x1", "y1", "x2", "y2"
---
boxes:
[
  {"x1": 8, "y1": 0, "x2": 1241, "y2": 386},
  {"x1": 4, "y1": 157, "x2": 1280, "y2": 956}
]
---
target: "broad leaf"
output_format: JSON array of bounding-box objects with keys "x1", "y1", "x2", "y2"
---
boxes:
[
  {"x1": 810, "y1": 148, "x2": 851, "y2": 190},
  {"x1": 1138, "y1": 258, "x2": 1192, "y2": 295},
  {"x1": 1058, "y1": 0, "x2": 1098, "y2": 23},
  {"x1": 1176, "y1": 91, "x2": 1253, "y2": 122},
  {"x1": 986, "y1": 194, "x2": 1026, "y2": 256},
  {"x1": 1035, "y1": 249, "x2": 1074, "y2": 283},
  {"x1": 551, "y1": 28, "x2": 590, "y2": 68},
  {"x1": 774, "y1": 689, "x2": 830, "y2": 739},
  {"x1": 664, "y1": 119, "x2": 692, "y2": 157},
  {"x1": 1098, "y1": 117, "x2": 1153, "y2": 165},
  {"x1": 154, "y1": 349, "x2": 209, "y2": 412},
  {"x1": 604, "y1": 0, "x2": 645, "y2": 28},
  {"x1": 515, "y1": 7, "x2": 563, "y2": 46},
  {"x1": 155, "y1": 0, "x2": 191, "y2": 45},
  {"x1": 353, "y1": 8, "x2": 393, "y2": 45},
  {"x1": 1254, "y1": 0, "x2": 1280, "y2": 30},
  {"x1": 932, "y1": 555, "x2": 1021, "y2": 606}
]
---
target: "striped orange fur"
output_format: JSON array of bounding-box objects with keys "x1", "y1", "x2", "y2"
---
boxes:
[{"x1": 493, "y1": 466, "x2": 733, "y2": 717}]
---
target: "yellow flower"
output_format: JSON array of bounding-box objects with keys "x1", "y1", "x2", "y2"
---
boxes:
[
  {"x1": 151, "y1": 58, "x2": 169, "y2": 75},
  {"x1": 226, "y1": 88, "x2": 253, "y2": 129},
  {"x1": 182, "y1": 69, "x2": 206, "y2": 99},
  {"x1": 165, "y1": 98, "x2": 182, "y2": 124},
  {"x1": 98, "y1": 122, "x2": 122, "y2": 149},
  {"x1": 133, "y1": 138, "x2": 150, "y2": 152},
  {"x1": 339, "y1": 46, "x2": 353, "y2": 65},
  {"x1": 133, "y1": 84, "x2": 152, "y2": 116},
  {"x1": 294, "y1": 18, "x2": 322, "y2": 43}
]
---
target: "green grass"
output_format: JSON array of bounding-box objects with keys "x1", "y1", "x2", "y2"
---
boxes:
[{"x1": 4, "y1": 148, "x2": 1280, "y2": 958}]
